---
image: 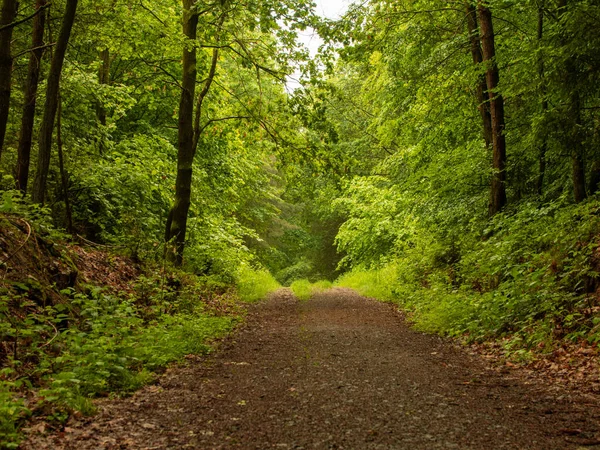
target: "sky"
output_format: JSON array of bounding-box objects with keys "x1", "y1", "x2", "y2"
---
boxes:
[
  {"x1": 286, "y1": 0, "x2": 351, "y2": 91},
  {"x1": 298, "y1": 0, "x2": 350, "y2": 55}
]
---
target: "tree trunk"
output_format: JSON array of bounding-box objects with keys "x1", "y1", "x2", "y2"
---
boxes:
[
  {"x1": 57, "y1": 96, "x2": 73, "y2": 234},
  {"x1": 96, "y1": 48, "x2": 109, "y2": 154},
  {"x1": 537, "y1": 2, "x2": 548, "y2": 196},
  {"x1": 97, "y1": 48, "x2": 109, "y2": 126},
  {"x1": 465, "y1": 1, "x2": 492, "y2": 150},
  {"x1": 0, "y1": 0, "x2": 18, "y2": 158},
  {"x1": 477, "y1": 1, "x2": 507, "y2": 216},
  {"x1": 165, "y1": 0, "x2": 198, "y2": 266},
  {"x1": 16, "y1": 0, "x2": 47, "y2": 193},
  {"x1": 558, "y1": 0, "x2": 586, "y2": 203},
  {"x1": 31, "y1": 0, "x2": 78, "y2": 204}
]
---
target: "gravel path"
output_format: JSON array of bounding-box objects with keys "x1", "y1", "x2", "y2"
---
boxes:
[{"x1": 22, "y1": 288, "x2": 600, "y2": 449}]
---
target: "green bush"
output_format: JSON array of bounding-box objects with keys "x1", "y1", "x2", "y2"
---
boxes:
[
  {"x1": 290, "y1": 279, "x2": 312, "y2": 301},
  {"x1": 290, "y1": 279, "x2": 333, "y2": 301},
  {"x1": 235, "y1": 265, "x2": 280, "y2": 302},
  {"x1": 335, "y1": 198, "x2": 600, "y2": 354},
  {"x1": 0, "y1": 275, "x2": 238, "y2": 446}
]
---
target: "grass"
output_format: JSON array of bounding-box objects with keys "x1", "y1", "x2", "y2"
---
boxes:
[
  {"x1": 290, "y1": 279, "x2": 334, "y2": 301},
  {"x1": 335, "y1": 264, "x2": 397, "y2": 301},
  {"x1": 235, "y1": 265, "x2": 281, "y2": 302}
]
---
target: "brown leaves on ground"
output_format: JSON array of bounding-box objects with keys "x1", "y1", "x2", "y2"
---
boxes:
[
  {"x1": 71, "y1": 245, "x2": 139, "y2": 294},
  {"x1": 471, "y1": 338, "x2": 600, "y2": 394}
]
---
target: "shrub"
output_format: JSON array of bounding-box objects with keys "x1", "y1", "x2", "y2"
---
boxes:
[{"x1": 235, "y1": 265, "x2": 280, "y2": 302}]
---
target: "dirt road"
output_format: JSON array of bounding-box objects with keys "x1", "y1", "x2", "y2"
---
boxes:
[{"x1": 23, "y1": 288, "x2": 600, "y2": 449}]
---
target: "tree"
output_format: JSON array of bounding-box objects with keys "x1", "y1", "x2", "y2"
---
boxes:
[
  {"x1": 0, "y1": 0, "x2": 18, "y2": 158},
  {"x1": 164, "y1": 0, "x2": 314, "y2": 265},
  {"x1": 558, "y1": 0, "x2": 586, "y2": 203},
  {"x1": 477, "y1": 1, "x2": 506, "y2": 216},
  {"x1": 16, "y1": 0, "x2": 48, "y2": 193},
  {"x1": 465, "y1": 1, "x2": 492, "y2": 151},
  {"x1": 164, "y1": 0, "x2": 204, "y2": 265},
  {"x1": 32, "y1": 0, "x2": 78, "y2": 204}
]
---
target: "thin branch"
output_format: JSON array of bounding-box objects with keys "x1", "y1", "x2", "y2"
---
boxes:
[
  {"x1": 39, "y1": 320, "x2": 59, "y2": 348},
  {"x1": 139, "y1": 1, "x2": 166, "y2": 26},
  {"x1": 140, "y1": 58, "x2": 182, "y2": 89},
  {"x1": 199, "y1": 115, "x2": 251, "y2": 134},
  {"x1": 13, "y1": 42, "x2": 55, "y2": 60},
  {"x1": 0, "y1": 2, "x2": 51, "y2": 32},
  {"x1": 193, "y1": 47, "x2": 220, "y2": 151},
  {"x1": 0, "y1": 217, "x2": 32, "y2": 266},
  {"x1": 192, "y1": 12, "x2": 227, "y2": 151}
]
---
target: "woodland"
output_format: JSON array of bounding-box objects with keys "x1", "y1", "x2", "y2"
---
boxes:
[{"x1": 0, "y1": 0, "x2": 600, "y2": 446}]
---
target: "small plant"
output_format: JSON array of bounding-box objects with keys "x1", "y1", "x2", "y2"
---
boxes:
[
  {"x1": 290, "y1": 279, "x2": 312, "y2": 301},
  {"x1": 290, "y1": 279, "x2": 333, "y2": 301},
  {"x1": 236, "y1": 265, "x2": 280, "y2": 302}
]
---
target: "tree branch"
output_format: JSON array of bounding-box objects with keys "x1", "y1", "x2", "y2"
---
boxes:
[
  {"x1": 199, "y1": 115, "x2": 251, "y2": 134},
  {"x1": 0, "y1": 3, "x2": 51, "y2": 32},
  {"x1": 13, "y1": 42, "x2": 55, "y2": 60},
  {"x1": 140, "y1": 58, "x2": 182, "y2": 89},
  {"x1": 139, "y1": 1, "x2": 166, "y2": 26}
]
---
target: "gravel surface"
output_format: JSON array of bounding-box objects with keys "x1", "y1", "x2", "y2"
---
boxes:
[{"x1": 22, "y1": 288, "x2": 600, "y2": 449}]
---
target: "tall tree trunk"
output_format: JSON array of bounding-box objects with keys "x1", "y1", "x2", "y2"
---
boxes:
[
  {"x1": 165, "y1": 0, "x2": 199, "y2": 266},
  {"x1": 558, "y1": 0, "x2": 586, "y2": 202},
  {"x1": 0, "y1": 0, "x2": 18, "y2": 158},
  {"x1": 56, "y1": 96, "x2": 73, "y2": 233},
  {"x1": 96, "y1": 48, "x2": 109, "y2": 154},
  {"x1": 465, "y1": 1, "x2": 492, "y2": 150},
  {"x1": 537, "y1": 1, "x2": 548, "y2": 196},
  {"x1": 97, "y1": 48, "x2": 109, "y2": 126},
  {"x1": 477, "y1": 1, "x2": 507, "y2": 216},
  {"x1": 31, "y1": 0, "x2": 77, "y2": 204},
  {"x1": 16, "y1": 0, "x2": 47, "y2": 193}
]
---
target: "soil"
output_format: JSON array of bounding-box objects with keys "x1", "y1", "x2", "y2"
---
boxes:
[{"x1": 21, "y1": 288, "x2": 600, "y2": 449}]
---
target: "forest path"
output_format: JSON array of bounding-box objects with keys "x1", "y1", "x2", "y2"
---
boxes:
[{"x1": 23, "y1": 288, "x2": 600, "y2": 449}]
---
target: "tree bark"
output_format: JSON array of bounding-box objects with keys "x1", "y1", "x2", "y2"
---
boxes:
[
  {"x1": 0, "y1": 0, "x2": 18, "y2": 158},
  {"x1": 57, "y1": 95, "x2": 73, "y2": 234},
  {"x1": 96, "y1": 48, "x2": 109, "y2": 154},
  {"x1": 31, "y1": 0, "x2": 78, "y2": 204},
  {"x1": 465, "y1": 1, "x2": 492, "y2": 150},
  {"x1": 97, "y1": 48, "x2": 109, "y2": 126},
  {"x1": 477, "y1": 1, "x2": 507, "y2": 216},
  {"x1": 165, "y1": 0, "x2": 199, "y2": 266},
  {"x1": 16, "y1": 0, "x2": 47, "y2": 193}
]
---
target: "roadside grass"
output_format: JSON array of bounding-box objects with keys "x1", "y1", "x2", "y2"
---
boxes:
[
  {"x1": 334, "y1": 199, "x2": 600, "y2": 365},
  {"x1": 235, "y1": 265, "x2": 281, "y2": 303},
  {"x1": 290, "y1": 279, "x2": 333, "y2": 301},
  {"x1": 335, "y1": 265, "x2": 396, "y2": 302}
]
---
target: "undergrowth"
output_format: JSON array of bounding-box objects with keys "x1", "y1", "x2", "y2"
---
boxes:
[
  {"x1": 235, "y1": 265, "x2": 281, "y2": 302},
  {"x1": 290, "y1": 279, "x2": 333, "y2": 301},
  {"x1": 0, "y1": 205, "x2": 247, "y2": 447},
  {"x1": 336, "y1": 198, "x2": 600, "y2": 359},
  {"x1": 0, "y1": 275, "x2": 238, "y2": 448}
]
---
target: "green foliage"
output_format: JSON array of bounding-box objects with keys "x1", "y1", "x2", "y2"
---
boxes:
[
  {"x1": 336, "y1": 198, "x2": 600, "y2": 356},
  {"x1": 0, "y1": 272, "x2": 238, "y2": 446},
  {"x1": 275, "y1": 259, "x2": 314, "y2": 286},
  {"x1": 336, "y1": 264, "x2": 397, "y2": 302},
  {"x1": 290, "y1": 279, "x2": 313, "y2": 301},
  {"x1": 290, "y1": 279, "x2": 333, "y2": 301},
  {"x1": 70, "y1": 134, "x2": 176, "y2": 257},
  {"x1": 235, "y1": 265, "x2": 281, "y2": 303}
]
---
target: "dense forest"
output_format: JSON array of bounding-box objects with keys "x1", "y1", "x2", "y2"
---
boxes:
[{"x1": 1, "y1": 0, "x2": 600, "y2": 445}]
